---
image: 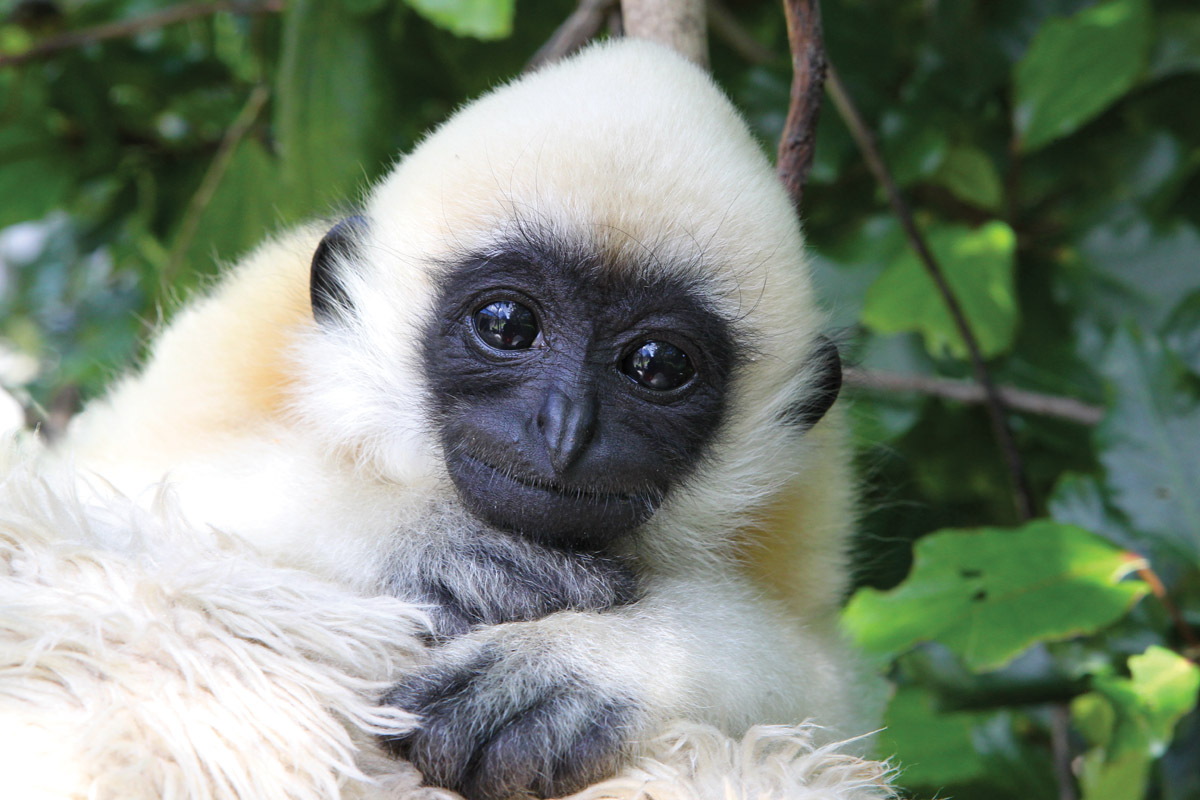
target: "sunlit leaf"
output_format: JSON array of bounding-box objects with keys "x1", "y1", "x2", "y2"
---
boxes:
[
  {"x1": 861, "y1": 221, "x2": 1018, "y2": 359},
  {"x1": 1014, "y1": 0, "x2": 1151, "y2": 151},
  {"x1": 405, "y1": 0, "x2": 514, "y2": 39},
  {"x1": 844, "y1": 521, "x2": 1148, "y2": 671},
  {"x1": 1076, "y1": 743, "x2": 1151, "y2": 800},
  {"x1": 1073, "y1": 645, "x2": 1200, "y2": 800}
]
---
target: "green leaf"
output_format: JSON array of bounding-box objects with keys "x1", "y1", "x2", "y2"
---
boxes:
[
  {"x1": 879, "y1": 113, "x2": 948, "y2": 186},
  {"x1": 1076, "y1": 744, "x2": 1151, "y2": 800},
  {"x1": 1149, "y1": 11, "x2": 1200, "y2": 79},
  {"x1": 1076, "y1": 646, "x2": 1200, "y2": 753},
  {"x1": 0, "y1": 127, "x2": 76, "y2": 229},
  {"x1": 1050, "y1": 473, "x2": 1141, "y2": 556},
  {"x1": 1014, "y1": 0, "x2": 1152, "y2": 152},
  {"x1": 1163, "y1": 290, "x2": 1200, "y2": 377},
  {"x1": 844, "y1": 521, "x2": 1148, "y2": 671},
  {"x1": 861, "y1": 221, "x2": 1018, "y2": 360},
  {"x1": 879, "y1": 687, "x2": 992, "y2": 786},
  {"x1": 1074, "y1": 216, "x2": 1200, "y2": 333},
  {"x1": 1097, "y1": 327, "x2": 1200, "y2": 566},
  {"x1": 1121, "y1": 646, "x2": 1200, "y2": 754},
  {"x1": 345, "y1": 0, "x2": 390, "y2": 14},
  {"x1": 1073, "y1": 647, "x2": 1200, "y2": 800},
  {"x1": 181, "y1": 140, "x2": 285, "y2": 278},
  {"x1": 934, "y1": 145, "x2": 1004, "y2": 211},
  {"x1": 275, "y1": 0, "x2": 396, "y2": 217},
  {"x1": 405, "y1": 0, "x2": 514, "y2": 39}
]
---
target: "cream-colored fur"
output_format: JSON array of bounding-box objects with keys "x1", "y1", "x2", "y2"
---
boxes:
[
  {"x1": 0, "y1": 437, "x2": 893, "y2": 800},
  {"x1": 23, "y1": 39, "x2": 889, "y2": 796}
]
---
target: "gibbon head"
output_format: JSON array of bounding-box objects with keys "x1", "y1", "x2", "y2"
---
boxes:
[{"x1": 295, "y1": 40, "x2": 840, "y2": 552}]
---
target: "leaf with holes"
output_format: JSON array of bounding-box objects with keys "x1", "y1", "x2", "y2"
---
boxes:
[{"x1": 843, "y1": 521, "x2": 1148, "y2": 671}]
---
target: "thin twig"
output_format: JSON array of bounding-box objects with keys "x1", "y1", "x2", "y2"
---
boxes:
[
  {"x1": 776, "y1": 0, "x2": 825, "y2": 214},
  {"x1": 526, "y1": 0, "x2": 618, "y2": 71},
  {"x1": 1136, "y1": 566, "x2": 1200, "y2": 659},
  {"x1": 0, "y1": 0, "x2": 285, "y2": 70},
  {"x1": 844, "y1": 368, "x2": 1104, "y2": 426},
  {"x1": 707, "y1": 0, "x2": 772, "y2": 64},
  {"x1": 165, "y1": 84, "x2": 271, "y2": 286},
  {"x1": 1050, "y1": 705, "x2": 1078, "y2": 800},
  {"x1": 824, "y1": 63, "x2": 1035, "y2": 521}
]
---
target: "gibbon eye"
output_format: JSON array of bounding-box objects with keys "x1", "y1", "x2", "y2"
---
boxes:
[
  {"x1": 473, "y1": 301, "x2": 539, "y2": 350},
  {"x1": 622, "y1": 341, "x2": 694, "y2": 391}
]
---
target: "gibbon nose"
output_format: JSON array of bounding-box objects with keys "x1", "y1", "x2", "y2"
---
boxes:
[{"x1": 535, "y1": 386, "x2": 597, "y2": 474}]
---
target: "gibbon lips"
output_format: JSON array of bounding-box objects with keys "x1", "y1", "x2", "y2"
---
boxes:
[{"x1": 449, "y1": 453, "x2": 660, "y2": 546}]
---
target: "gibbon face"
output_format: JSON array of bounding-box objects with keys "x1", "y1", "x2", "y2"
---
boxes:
[
  {"x1": 313, "y1": 221, "x2": 739, "y2": 551},
  {"x1": 421, "y1": 234, "x2": 736, "y2": 549}
]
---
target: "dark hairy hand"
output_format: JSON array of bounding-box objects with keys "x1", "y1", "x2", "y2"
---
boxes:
[
  {"x1": 381, "y1": 636, "x2": 639, "y2": 800},
  {"x1": 389, "y1": 528, "x2": 639, "y2": 641}
]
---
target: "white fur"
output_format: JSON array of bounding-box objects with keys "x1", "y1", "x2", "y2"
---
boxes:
[
  {"x1": 0, "y1": 439, "x2": 893, "y2": 799},
  {"x1": 37, "y1": 39, "x2": 888, "y2": 796}
]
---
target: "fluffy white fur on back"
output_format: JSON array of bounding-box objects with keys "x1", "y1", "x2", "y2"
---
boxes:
[
  {"x1": 0, "y1": 437, "x2": 892, "y2": 799},
  {"x1": 0, "y1": 436, "x2": 428, "y2": 800}
]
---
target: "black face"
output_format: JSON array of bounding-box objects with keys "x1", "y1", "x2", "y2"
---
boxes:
[{"x1": 420, "y1": 236, "x2": 737, "y2": 550}]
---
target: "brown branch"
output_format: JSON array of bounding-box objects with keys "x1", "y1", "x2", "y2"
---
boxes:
[
  {"x1": 526, "y1": 0, "x2": 617, "y2": 72},
  {"x1": 621, "y1": 0, "x2": 708, "y2": 67},
  {"x1": 775, "y1": 0, "x2": 825, "y2": 213},
  {"x1": 825, "y1": 63, "x2": 1035, "y2": 522},
  {"x1": 0, "y1": 0, "x2": 285, "y2": 69},
  {"x1": 165, "y1": 84, "x2": 271, "y2": 286},
  {"x1": 844, "y1": 368, "x2": 1104, "y2": 426}
]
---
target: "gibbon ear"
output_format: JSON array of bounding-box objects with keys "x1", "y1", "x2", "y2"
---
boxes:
[
  {"x1": 782, "y1": 335, "x2": 842, "y2": 430},
  {"x1": 310, "y1": 215, "x2": 366, "y2": 324}
]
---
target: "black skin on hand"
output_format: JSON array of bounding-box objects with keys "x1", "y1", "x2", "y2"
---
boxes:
[{"x1": 382, "y1": 643, "x2": 636, "y2": 800}]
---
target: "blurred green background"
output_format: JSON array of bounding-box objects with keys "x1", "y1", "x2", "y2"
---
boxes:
[{"x1": 1, "y1": 0, "x2": 1197, "y2": 797}]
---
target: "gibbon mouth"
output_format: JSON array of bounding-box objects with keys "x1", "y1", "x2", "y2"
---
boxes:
[
  {"x1": 461, "y1": 454, "x2": 642, "y2": 501},
  {"x1": 448, "y1": 453, "x2": 661, "y2": 546}
]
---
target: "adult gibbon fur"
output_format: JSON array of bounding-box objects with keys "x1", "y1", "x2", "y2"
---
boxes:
[{"x1": 29, "y1": 39, "x2": 882, "y2": 799}]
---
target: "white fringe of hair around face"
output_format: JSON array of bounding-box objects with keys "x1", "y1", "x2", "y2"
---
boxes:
[{"x1": 0, "y1": 437, "x2": 893, "y2": 800}]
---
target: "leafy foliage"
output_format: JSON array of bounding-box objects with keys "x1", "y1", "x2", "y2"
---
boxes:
[
  {"x1": 845, "y1": 521, "x2": 1149, "y2": 670},
  {"x1": 1, "y1": 0, "x2": 1198, "y2": 797}
]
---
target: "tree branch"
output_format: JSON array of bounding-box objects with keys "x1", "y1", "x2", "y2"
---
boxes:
[
  {"x1": 844, "y1": 368, "x2": 1104, "y2": 426},
  {"x1": 0, "y1": 0, "x2": 284, "y2": 70},
  {"x1": 824, "y1": 63, "x2": 1035, "y2": 521},
  {"x1": 775, "y1": 0, "x2": 825, "y2": 214},
  {"x1": 165, "y1": 84, "x2": 271, "y2": 286},
  {"x1": 526, "y1": 0, "x2": 618, "y2": 72},
  {"x1": 621, "y1": 0, "x2": 708, "y2": 67}
]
